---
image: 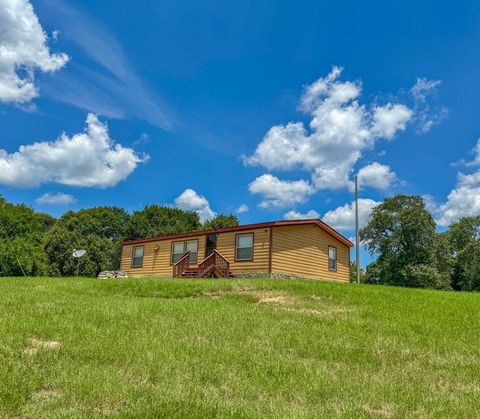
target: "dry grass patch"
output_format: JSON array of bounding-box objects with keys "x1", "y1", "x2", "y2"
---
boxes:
[
  {"x1": 202, "y1": 288, "x2": 353, "y2": 317},
  {"x1": 32, "y1": 388, "x2": 62, "y2": 402},
  {"x1": 24, "y1": 339, "x2": 61, "y2": 356},
  {"x1": 362, "y1": 404, "x2": 395, "y2": 418}
]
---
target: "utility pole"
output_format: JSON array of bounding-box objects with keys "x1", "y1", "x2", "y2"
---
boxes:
[{"x1": 355, "y1": 175, "x2": 360, "y2": 284}]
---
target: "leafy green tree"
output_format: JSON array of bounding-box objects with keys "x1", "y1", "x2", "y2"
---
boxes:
[
  {"x1": 125, "y1": 205, "x2": 200, "y2": 240},
  {"x1": 349, "y1": 261, "x2": 366, "y2": 283},
  {"x1": 44, "y1": 206, "x2": 130, "y2": 276},
  {"x1": 401, "y1": 264, "x2": 451, "y2": 290},
  {"x1": 45, "y1": 226, "x2": 121, "y2": 277},
  {"x1": 0, "y1": 199, "x2": 44, "y2": 239},
  {"x1": 0, "y1": 196, "x2": 50, "y2": 276},
  {"x1": 431, "y1": 232, "x2": 455, "y2": 288},
  {"x1": 361, "y1": 195, "x2": 438, "y2": 288},
  {"x1": 203, "y1": 214, "x2": 240, "y2": 230},
  {"x1": 447, "y1": 216, "x2": 480, "y2": 290},
  {"x1": 0, "y1": 235, "x2": 47, "y2": 276},
  {"x1": 457, "y1": 241, "x2": 480, "y2": 291}
]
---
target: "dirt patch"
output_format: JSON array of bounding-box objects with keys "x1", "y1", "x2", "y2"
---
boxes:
[
  {"x1": 25, "y1": 339, "x2": 61, "y2": 356},
  {"x1": 362, "y1": 404, "x2": 394, "y2": 418}
]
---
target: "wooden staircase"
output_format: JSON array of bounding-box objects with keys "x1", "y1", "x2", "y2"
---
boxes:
[{"x1": 173, "y1": 250, "x2": 233, "y2": 278}]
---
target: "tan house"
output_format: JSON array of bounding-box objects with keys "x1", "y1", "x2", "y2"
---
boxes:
[{"x1": 120, "y1": 219, "x2": 353, "y2": 281}]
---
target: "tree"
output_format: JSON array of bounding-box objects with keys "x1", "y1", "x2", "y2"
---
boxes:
[
  {"x1": 0, "y1": 197, "x2": 49, "y2": 276},
  {"x1": 125, "y1": 205, "x2": 200, "y2": 240},
  {"x1": 45, "y1": 226, "x2": 121, "y2": 277},
  {"x1": 0, "y1": 235, "x2": 47, "y2": 276},
  {"x1": 349, "y1": 261, "x2": 365, "y2": 283},
  {"x1": 202, "y1": 214, "x2": 240, "y2": 230},
  {"x1": 431, "y1": 232, "x2": 455, "y2": 288},
  {"x1": 447, "y1": 216, "x2": 480, "y2": 290},
  {"x1": 44, "y1": 206, "x2": 130, "y2": 276},
  {"x1": 361, "y1": 195, "x2": 438, "y2": 288}
]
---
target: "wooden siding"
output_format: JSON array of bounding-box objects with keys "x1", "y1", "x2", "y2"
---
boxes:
[
  {"x1": 120, "y1": 237, "x2": 206, "y2": 277},
  {"x1": 271, "y1": 224, "x2": 350, "y2": 282},
  {"x1": 216, "y1": 228, "x2": 270, "y2": 273},
  {"x1": 120, "y1": 227, "x2": 270, "y2": 276}
]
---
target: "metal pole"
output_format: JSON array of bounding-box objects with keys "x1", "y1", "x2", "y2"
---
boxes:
[
  {"x1": 16, "y1": 256, "x2": 27, "y2": 277},
  {"x1": 76, "y1": 258, "x2": 80, "y2": 277},
  {"x1": 355, "y1": 175, "x2": 360, "y2": 284}
]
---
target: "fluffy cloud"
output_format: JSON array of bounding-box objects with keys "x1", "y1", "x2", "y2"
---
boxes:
[
  {"x1": 0, "y1": 0, "x2": 68, "y2": 103},
  {"x1": 436, "y1": 186, "x2": 480, "y2": 227},
  {"x1": 357, "y1": 162, "x2": 397, "y2": 190},
  {"x1": 284, "y1": 209, "x2": 320, "y2": 220},
  {"x1": 322, "y1": 199, "x2": 380, "y2": 232},
  {"x1": 35, "y1": 192, "x2": 76, "y2": 205},
  {"x1": 244, "y1": 66, "x2": 413, "y2": 193},
  {"x1": 236, "y1": 204, "x2": 249, "y2": 214},
  {"x1": 0, "y1": 113, "x2": 147, "y2": 187},
  {"x1": 174, "y1": 189, "x2": 216, "y2": 222},
  {"x1": 427, "y1": 139, "x2": 480, "y2": 226},
  {"x1": 371, "y1": 104, "x2": 412, "y2": 139},
  {"x1": 248, "y1": 174, "x2": 314, "y2": 208}
]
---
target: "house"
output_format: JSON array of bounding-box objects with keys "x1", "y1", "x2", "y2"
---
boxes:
[{"x1": 120, "y1": 219, "x2": 353, "y2": 281}]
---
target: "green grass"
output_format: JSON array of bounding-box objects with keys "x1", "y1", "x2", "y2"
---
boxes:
[{"x1": 1, "y1": 277, "x2": 479, "y2": 418}]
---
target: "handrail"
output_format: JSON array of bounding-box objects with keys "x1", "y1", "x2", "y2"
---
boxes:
[
  {"x1": 196, "y1": 249, "x2": 229, "y2": 266},
  {"x1": 173, "y1": 252, "x2": 190, "y2": 277},
  {"x1": 198, "y1": 249, "x2": 229, "y2": 277}
]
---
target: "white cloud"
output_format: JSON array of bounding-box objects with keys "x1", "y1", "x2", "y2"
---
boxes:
[
  {"x1": 410, "y1": 77, "x2": 447, "y2": 133},
  {"x1": 284, "y1": 209, "x2": 320, "y2": 220},
  {"x1": 410, "y1": 77, "x2": 441, "y2": 102},
  {"x1": 174, "y1": 189, "x2": 216, "y2": 223},
  {"x1": 432, "y1": 139, "x2": 480, "y2": 226},
  {"x1": 435, "y1": 172, "x2": 480, "y2": 227},
  {"x1": 0, "y1": 113, "x2": 147, "y2": 187},
  {"x1": 436, "y1": 186, "x2": 480, "y2": 227},
  {"x1": 36, "y1": 192, "x2": 76, "y2": 205},
  {"x1": 236, "y1": 204, "x2": 249, "y2": 214},
  {"x1": 38, "y1": 0, "x2": 170, "y2": 129},
  {"x1": 322, "y1": 198, "x2": 380, "y2": 232},
  {"x1": 0, "y1": 0, "x2": 68, "y2": 103},
  {"x1": 357, "y1": 162, "x2": 397, "y2": 190},
  {"x1": 371, "y1": 104, "x2": 412, "y2": 139},
  {"x1": 248, "y1": 174, "x2": 314, "y2": 208},
  {"x1": 244, "y1": 66, "x2": 413, "y2": 193}
]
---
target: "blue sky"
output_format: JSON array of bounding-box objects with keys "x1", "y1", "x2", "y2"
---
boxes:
[{"x1": 2, "y1": 0, "x2": 480, "y2": 264}]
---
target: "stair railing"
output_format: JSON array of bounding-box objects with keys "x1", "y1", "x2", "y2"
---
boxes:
[
  {"x1": 197, "y1": 250, "x2": 230, "y2": 277},
  {"x1": 173, "y1": 252, "x2": 190, "y2": 277}
]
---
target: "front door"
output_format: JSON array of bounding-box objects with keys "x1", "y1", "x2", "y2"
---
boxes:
[{"x1": 205, "y1": 234, "x2": 217, "y2": 258}]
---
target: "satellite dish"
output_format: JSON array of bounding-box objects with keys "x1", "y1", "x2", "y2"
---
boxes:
[
  {"x1": 72, "y1": 249, "x2": 86, "y2": 258},
  {"x1": 72, "y1": 249, "x2": 87, "y2": 277}
]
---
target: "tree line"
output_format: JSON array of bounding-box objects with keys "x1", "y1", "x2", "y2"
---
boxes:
[
  {"x1": 0, "y1": 195, "x2": 239, "y2": 277},
  {"x1": 357, "y1": 195, "x2": 480, "y2": 291},
  {"x1": 3, "y1": 193, "x2": 480, "y2": 290}
]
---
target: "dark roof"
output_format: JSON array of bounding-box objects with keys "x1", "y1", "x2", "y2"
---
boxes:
[{"x1": 121, "y1": 219, "x2": 354, "y2": 248}]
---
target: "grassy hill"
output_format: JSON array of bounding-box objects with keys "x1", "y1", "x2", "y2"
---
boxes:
[{"x1": 0, "y1": 277, "x2": 479, "y2": 418}]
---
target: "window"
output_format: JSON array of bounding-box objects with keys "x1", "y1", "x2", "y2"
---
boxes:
[
  {"x1": 132, "y1": 246, "x2": 144, "y2": 268},
  {"x1": 205, "y1": 234, "x2": 217, "y2": 257},
  {"x1": 236, "y1": 233, "x2": 253, "y2": 261},
  {"x1": 328, "y1": 246, "x2": 337, "y2": 271},
  {"x1": 185, "y1": 240, "x2": 198, "y2": 263},
  {"x1": 171, "y1": 240, "x2": 198, "y2": 264}
]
